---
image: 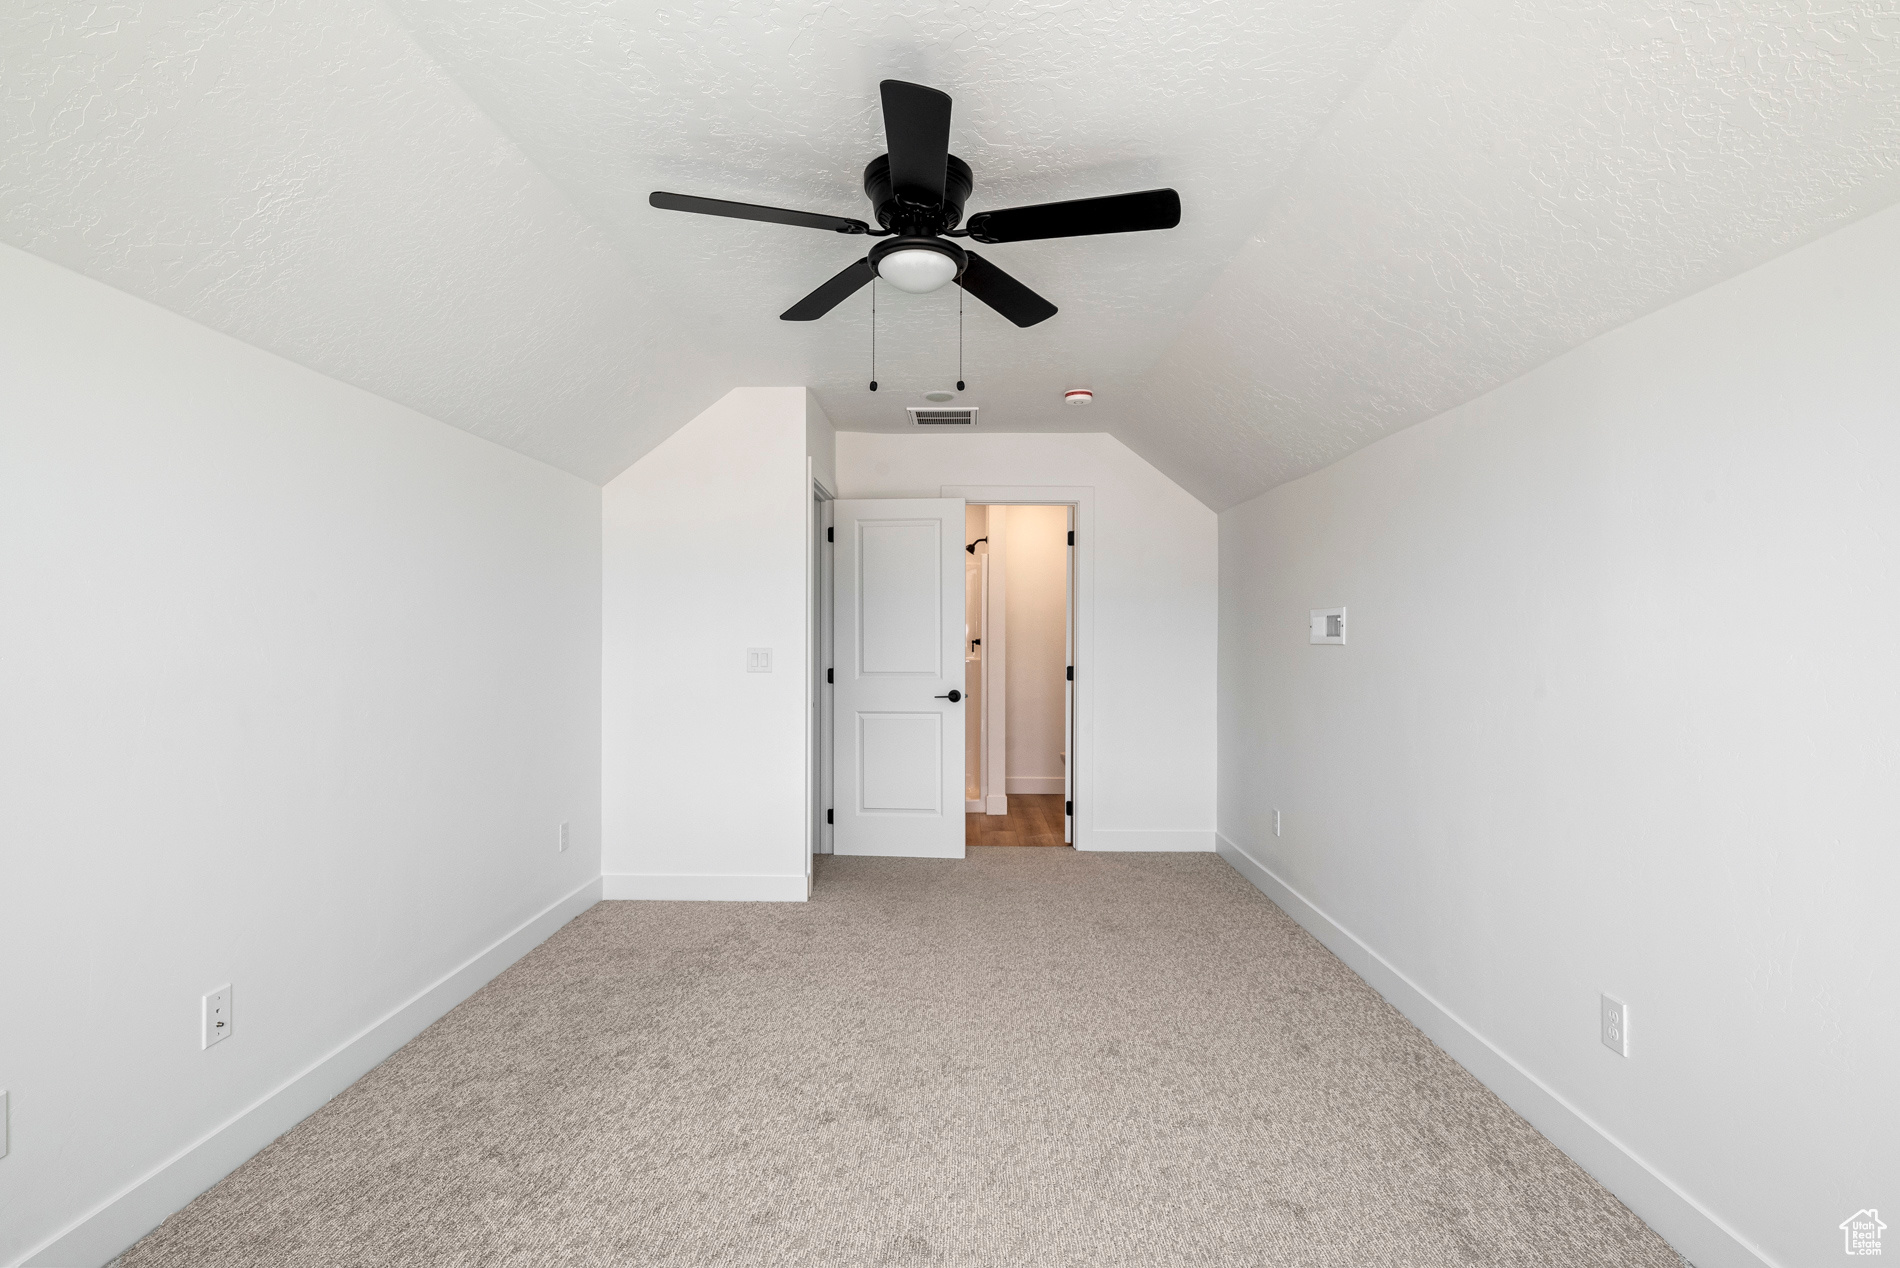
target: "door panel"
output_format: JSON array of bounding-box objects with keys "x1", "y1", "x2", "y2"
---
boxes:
[
  {"x1": 858, "y1": 520, "x2": 944, "y2": 676},
  {"x1": 858, "y1": 713, "x2": 943, "y2": 811},
  {"x1": 833, "y1": 498, "x2": 966, "y2": 857}
]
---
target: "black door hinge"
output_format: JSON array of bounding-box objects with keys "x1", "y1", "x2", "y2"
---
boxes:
[
  {"x1": 1065, "y1": 800, "x2": 1072, "y2": 816},
  {"x1": 826, "y1": 668, "x2": 833, "y2": 684},
  {"x1": 1067, "y1": 530, "x2": 1074, "y2": 545},
  {"x1": 826, "y1": 527, "x2": 833, "y2": 542},
  {"x1": 826, "y1": 809, "x2": 833, "y2": 825},
  {"x1": 1066, "y1": 665, "x2": 1073, "y2": 681}
]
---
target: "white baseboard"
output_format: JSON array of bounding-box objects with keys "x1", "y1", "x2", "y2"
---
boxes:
[
  {"x1": 1082, "y1": 828, "x2": 1215, "y2": 852},
  {"x1": 1004, "y1": 776, "x2": 1064, "y2": 794},
  {"x1": 20, "y1": 877, "x2": 603, "y2": 1268},
  {"x1": 985, "y1": 794, "x2": 1007, "y2": 816},
  {"x1": 965, "y1": 799, "x2": 985, "y2": 812},
  {"x1": 1214, "y1": 833, "x2": 1774, "y2": 1268},
  {"x1": 601, "y1": 872, "x2": 808, "y2": 902}
]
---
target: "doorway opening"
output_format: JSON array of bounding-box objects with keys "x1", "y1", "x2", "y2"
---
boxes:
[{"x1": 964, "y1": 503, "x2": 1074, "y2": 848}]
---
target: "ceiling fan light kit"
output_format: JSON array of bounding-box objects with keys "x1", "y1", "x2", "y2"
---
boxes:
[
  {"x1": 649, "y1": 79, "x2": 1182, "y2": 338},
  {"x1": 869, "y1": 235, "x2": 965, "y2": 293}
]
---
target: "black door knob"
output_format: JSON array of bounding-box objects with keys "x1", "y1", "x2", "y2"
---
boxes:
[{"x1": 935, "y1": 689, "x2": 963, "y2": 702}]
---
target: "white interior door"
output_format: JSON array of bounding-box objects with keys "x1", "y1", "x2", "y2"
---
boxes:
[{"x1": 833, "y1": 498, "x2": 966, "y2": 858}]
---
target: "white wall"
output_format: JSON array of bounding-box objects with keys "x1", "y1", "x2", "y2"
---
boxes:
[
  {"x1": 602, "y1": 387, "x2": 813, "y2": 900},
  {"x1": 0, "y1": 245, "x2": 603, "y2": 1267},
  {"x1": 806, "y1": 390, "x2": 837, "y2": 494},
  {"x1": 837, "y1": 432, "x2": 1217, "y2": 850},
  {"x1": 1001, "y1": 504, "x2": 1068, "y2": 794},
  {"x1": 1217, "y1": 202, "x2": 1900, "y2": 1268}
]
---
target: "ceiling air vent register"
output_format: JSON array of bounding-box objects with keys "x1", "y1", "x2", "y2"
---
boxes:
[{"x1": 908, "y1": 407, "x2": 977, "y2": 426}]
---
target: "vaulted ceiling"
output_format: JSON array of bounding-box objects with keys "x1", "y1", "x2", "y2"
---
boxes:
[{"x1": 6, "y1": 2, "x2": 1897, "y2": 508}]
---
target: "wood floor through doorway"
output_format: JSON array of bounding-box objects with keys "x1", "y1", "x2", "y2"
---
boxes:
[{"x1": 967, "y1": 792, "x2": 1067, "y2": 847}]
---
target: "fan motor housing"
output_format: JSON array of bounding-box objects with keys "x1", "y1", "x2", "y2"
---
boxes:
[{"x1": 864, "y1": 154, "x2": 973, "y2": 233}]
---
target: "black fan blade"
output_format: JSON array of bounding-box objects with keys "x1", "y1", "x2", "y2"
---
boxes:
[
  {"x1": 965, "y1": 188, "x2": 1180, "y2": 244},
  {"x1": 880, "y1": 80, "x2": 952, "y2": 204},
  {"x1": 781, "y1": 258, "x2": 875, "y2": 321},
  {"x1": 957, "y1": 251, "x2": 1057, "y2": 328},
  {"x1": 650, "y1": 191, "x2": 869, "y2": 235}
]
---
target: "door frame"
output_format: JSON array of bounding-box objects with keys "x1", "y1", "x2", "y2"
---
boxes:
[
  {"x1": 941, "y1": 485, "x2": 1094, "y2": 851},
  {"x1": 966, "y1": 525, "x2": 992, "y2": 814},
  {"x1": 808, "y1": 467, "x2": 835, "y2": 860},
  {"x1": 980, "y1": 506, "x2": 1006, "y2": 816}
]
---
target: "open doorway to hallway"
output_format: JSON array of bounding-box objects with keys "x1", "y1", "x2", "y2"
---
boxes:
[{"x1": 965, "y1": 503, "x2": 1073, "y2": 848}]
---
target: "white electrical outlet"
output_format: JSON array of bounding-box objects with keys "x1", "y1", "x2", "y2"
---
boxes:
[
  {"x1": 203, "y1": 985, "x2": 232, "y2": 1049},
  {"x1": 1600, "y1": 994, "x2": 1628, "y2": 1057},
  {"x1": 1274, "y1": 808, "x2": 1282, "y2": 837},
  {"x1": 559, "y1": 821, "x2": 570, "y2": 852}
]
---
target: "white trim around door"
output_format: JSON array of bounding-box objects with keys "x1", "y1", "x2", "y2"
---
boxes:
[
  {"x1": 808, "y1": 466, "x2": 835, "y2": 862},
  {"x1": 941, "y1": 485, "x2": 1095, "y2": 852}
]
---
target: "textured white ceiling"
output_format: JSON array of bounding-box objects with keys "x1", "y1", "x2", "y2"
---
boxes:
[
  {"x1": 1127, "y1": 0, "x2": 1900, "y2": 507},
  {"x1": 372, "y1": 0, "x2": 1417, "y2": 462},
  {"x1": 1, "y1": 1, "x2": 728, "y2": 476},
  {"x1": 5, "y1": 1, "x2": 1897, "y2": 505}
]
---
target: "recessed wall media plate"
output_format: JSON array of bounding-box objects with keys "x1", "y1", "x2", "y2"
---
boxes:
[{"x1": 1310, "y1": 607, "x2": 1346, "y2": 644}]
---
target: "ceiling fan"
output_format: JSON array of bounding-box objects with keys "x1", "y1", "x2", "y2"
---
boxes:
[{"x1": 649, "y1": 80, "x2": 1181, "y2": 329}]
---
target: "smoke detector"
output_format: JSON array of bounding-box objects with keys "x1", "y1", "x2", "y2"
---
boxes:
[
  {"x1": 923, "y1": 390, "x2": 956, "y2": 403},
  {"x1": 1064, "y1": 388, "x2": 1093, "y2": 405}
]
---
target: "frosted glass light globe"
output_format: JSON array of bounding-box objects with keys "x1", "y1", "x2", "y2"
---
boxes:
[{"x1": 877, "y1": 247, "x2": 960, "y2": 294}]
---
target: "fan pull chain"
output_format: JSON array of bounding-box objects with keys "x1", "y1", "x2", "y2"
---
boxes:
[
  {"x1": 957, "y1": 287, "x2": 965, "y2": 393},
  {"x1": 868, "y1": 280, "x2": 878, "y2": 392}
]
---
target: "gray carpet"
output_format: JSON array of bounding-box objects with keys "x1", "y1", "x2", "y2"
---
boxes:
[{"x1": 116, "y1": 849, "x2": 1687, "y2": 1267}]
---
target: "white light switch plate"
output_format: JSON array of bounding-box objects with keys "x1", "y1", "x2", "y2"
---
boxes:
[
  {"x1": 746, "y1": 648, "x2": 773, "y2": 673},
  {"x1": 203, "y1": 985, "x2": 232, "y2": 1049}
]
